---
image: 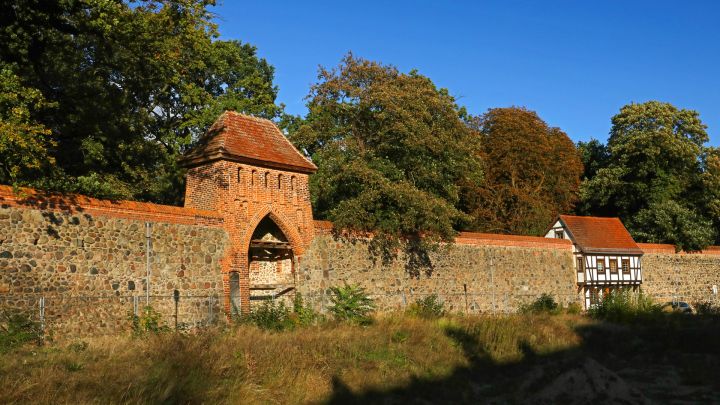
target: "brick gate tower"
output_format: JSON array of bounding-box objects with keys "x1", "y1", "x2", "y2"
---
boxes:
[{"x1": 181, "y1": 111, "x2": 317, "y2": 314}]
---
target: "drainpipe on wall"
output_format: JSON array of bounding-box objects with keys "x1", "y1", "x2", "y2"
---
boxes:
[{"x1": 146, "y1": 222, "x2": 152, "y2": 305}]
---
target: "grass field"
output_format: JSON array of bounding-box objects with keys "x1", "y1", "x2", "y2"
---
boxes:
[{"x1": 1, "y1": 312, "x2": 720, "y2": 404}]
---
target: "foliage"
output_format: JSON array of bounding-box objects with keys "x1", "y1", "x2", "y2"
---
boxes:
[
  {"x1": 694, "y1": 301, "x2": 720, "y2": 315},
  {"x1": 579, "y1": 101, "x2": 715, "y2": 250},
  {"x1": 631, "y1": 200, "x2": 715, "y2": 252},
  {"x1": 291, "y1": 293, "x2": 320, "y2": 326},
  {"x1": 0, "y1": 66, "x2": 56, "y2": 185},
  {"x1": 240, "y1": 294, "x2": 320, "y2": 331},
  {"x1": 291, "y1": 54, "x2": 483, "y2": 244},
  {"x1": 519, "y1": 293, "x2": 560, "y2": 315},
  {"x1": 407, "y1": 294, "x2": 446, "y2": 319},
  {"x1": 241, "y1": 300, "x2": 293, "y2": 331},
  {"x1": 130, "y1": 306, "x2": 170, "y2": 336},
  {"x1": 0, "y1": 0, "x2": 282, "y2": 203},
  {"x1": 565, "y1": 302, "x2": 583, "y2": 315},
  {"x1": 462, "y1": 107, "x2": 583, "y2": 235},
  {"x1": 576, "y1": 139, "x2": 609, "y2": 181},
  {"x1": 588, "y1": 289, "x2": 660, "y2": 322},
  {"x1": 0, "y1": 310, "x2": 43, "y2": 353},
  {"x1": 327, "y1": 283, "x2": 376, "y2": 324}
]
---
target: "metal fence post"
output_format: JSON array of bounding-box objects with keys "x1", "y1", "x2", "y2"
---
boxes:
[{"x1": 38, "y1": 297, "x2": 45, "y2": 332}]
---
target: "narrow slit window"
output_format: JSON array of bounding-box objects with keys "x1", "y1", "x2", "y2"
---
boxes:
[
  {"x1": 278, "y1": 174, "x2": 283, "y2": 189},
  {"x1": 237, "y1": 168, "x2": 242, "y2": 183},
  {"x1": 264, "y1": 172, "x2": 269, "y2": 188}
]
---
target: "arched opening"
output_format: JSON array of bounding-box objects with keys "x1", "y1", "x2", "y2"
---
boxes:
[{"x1": 248, "y1": 215, "x2": 295, "y2": 309}]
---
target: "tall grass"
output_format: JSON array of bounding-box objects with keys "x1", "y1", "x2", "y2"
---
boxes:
[
  {"x1": 588, "y1": 289, "x2": 660, "y2": 322},
  {"x1": 0, "y1": 313, "x2": 584, "y2": 404}
]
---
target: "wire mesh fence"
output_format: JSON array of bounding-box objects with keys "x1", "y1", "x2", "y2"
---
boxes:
[
  {"x1": 2, "y1": 287, "x2": 718, "y2": 339},
  {"x1": 0, "y1": 293, "x2": 222, "y2": 338}
]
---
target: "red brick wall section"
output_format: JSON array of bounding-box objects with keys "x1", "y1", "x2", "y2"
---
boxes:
[
  {"x1": 0, "y1": 185, "x2": 223, "y2": 227},
  {"x1": 638, "y1": 243, "x2": 720, "y2": 255},
  {"x1": 184, "y1": 160, "x2": 316, "y2": 314},
  {"x1": 313, "y1": 220, "x2": 572, "y2": 250}
]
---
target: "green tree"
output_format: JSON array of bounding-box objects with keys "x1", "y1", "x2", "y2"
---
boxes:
[
  {"x1": 631, "y1": 201, "x2": 715, "y2": 252},
  {"x1": 577, "y1": 138, "x2": 609, "y2": 181},
  {"x1": 580, "y1": 101, "x2": 715, "y2": 250},
  {"x1": 0, "y1": 66, "x2": 55, "y2": 185},
  {"x1": 461, "y1": 107, "x2": 583, "y2": 235},
  {"x1": 0, "y1": 0, "x2": 281, "y2": 203},
  {"x1": 291, "y1": 54, "x2": 483, "y2": 245}
]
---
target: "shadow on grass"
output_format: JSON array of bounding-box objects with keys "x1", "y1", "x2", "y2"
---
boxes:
[{"x1": 324, "y1": 315, "x2": 720, "y2": 404}]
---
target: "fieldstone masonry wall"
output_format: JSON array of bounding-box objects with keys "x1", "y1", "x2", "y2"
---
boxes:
[
  {"x1": 0, "y1": 187, "x2": 229, "y2": 337},
  {"x1": 296, "y1": 228, "x2": 582, "y2": 313},
  {"x1": 639, "y1": 244, "x2": 720, "y2": 305}
]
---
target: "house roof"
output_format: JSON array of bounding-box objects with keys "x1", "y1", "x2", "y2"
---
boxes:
[
  {"x1": 557, "y1": 215, "x2": 642, "y2": 255},
  {"x1": 181, "y1": 111, "x2": 317, "y2": 173}
]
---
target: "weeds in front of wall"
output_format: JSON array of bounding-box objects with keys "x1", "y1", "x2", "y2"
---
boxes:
[
  {"x1": 238, "y1": 293, "x2": 321, "y2": 331},
  {"x1": 407, "y1": 294, "x2": 446, "y2": 319},
  {"x1": 327, "y1": 284, "x2": 376, "y2": 325},
  {"x1": 0, "y1": 310, "x2": 43, "y2": 353},
  {"x1": 129, "y1": 306, "x2": 170, "y2": 336},
  {"x1": 588, "y1": 289, "x2": 660, "y2": 322}
]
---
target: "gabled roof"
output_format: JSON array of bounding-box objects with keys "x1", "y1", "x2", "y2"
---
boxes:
[
  {"x1": 556, "y1": 215, "x2": 642, "y2": 255},
  {"x1": 181, "y1": 111, "x2": 317, "y2": 173}
]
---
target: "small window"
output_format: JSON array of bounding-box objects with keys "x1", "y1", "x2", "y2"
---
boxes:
[
  {"x1": 555, "y1": 230, "x2": 564, "y2": 239},
  {"x1": 237, "y1": 167, "x2": 242, "y2": 183},
  {"x1": 609, "y1": 259, "x2": 618, "y2": 274},
  {"x1": 597, "y1": 257, "x2": 605, "y2": 272},
  {"x1": 277, "y1": 174, "x2": 283, "y2": 189},
  {"x1": 622, "y1": 259, "x2": 630, "y2": 274},
  {"x1": 251, "y1": 170, "x2": 256, "y2": 186},
  {"x1": 264, "y1": 172, "x2": 269, "y2": 188},
  {"x1": 576, "y1": 257, "x2": 584, "y2": 273},
  {"x1": 290, "y1": 176, "x2": 295, "y2": 191}
]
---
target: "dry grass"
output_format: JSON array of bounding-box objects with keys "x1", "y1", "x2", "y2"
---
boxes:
[
  {"x1": 2, "y1": 312, "x2": 719, "y2": 404},
  {"x1": 0, "y1": 314, "x2": 585, "y2": 404}
]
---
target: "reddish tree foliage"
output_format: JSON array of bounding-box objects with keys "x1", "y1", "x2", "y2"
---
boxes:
[{"x1": 461, "y1": 107, "x2": 583, "y2": 235}]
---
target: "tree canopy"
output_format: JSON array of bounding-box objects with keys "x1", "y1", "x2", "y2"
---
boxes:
[
  {"x1": 579, "y1": 101, "x2": 717, "y2": 251},
  {"x1": 461, "y1": 107, "x2": 583, "y2": 235},
  {"x1": 0, "y1": 0, "x2": 281, "y2": 203},
  {"x1": 290, "y1": 54, "x2": 483, "y2": 243}
]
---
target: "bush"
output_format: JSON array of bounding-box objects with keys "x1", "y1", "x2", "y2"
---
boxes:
[
  {"x1": 694, "y1": 301, "x2": 720, "y2": 315},
  {"x1": 328, "y1": 284, "x2": 375, "y2": 325},
  {"x1": 242, "y1": 300, "x2": 293, "y2": 331},
  {"x1": 130, "y1": 306, "x2": 170, "y2": 336},
  {"x1": 407, "y1": 294, "x2": 446, "y2": 319},
  {"x1": 588, "y1": 289, "x2": 660, "y2": 322},
  {"x1": 0, "y1": 310, "x2": 43, "y2": 353},
  {"x1": 565, "y1": 302, "x2": 583, "y2": 315},
  {"x1": 519, "y1": 294, "x2": 560, "y2": 315},
  {"x1": 291, "y1": 293, "x2": 320, "y2": 326}
]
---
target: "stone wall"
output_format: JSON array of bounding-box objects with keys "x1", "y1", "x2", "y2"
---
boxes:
[
  {"x1": 296, "y1": 223, "x2": 581, "y2": 313},
  {"x1": 0, "y1": 186, "x2": 229, "y2": 338},
  {"x1": 639, "y1": 243, "x2": 720, "y2": 305}
]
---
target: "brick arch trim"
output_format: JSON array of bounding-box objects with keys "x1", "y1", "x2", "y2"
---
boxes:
[{"x1": 240, "y1": 205, "x2": 306, "y2": 268}]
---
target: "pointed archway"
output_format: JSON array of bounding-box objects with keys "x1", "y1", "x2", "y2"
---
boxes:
[{"x1": 246, "y1": 215, "x2": 296, "y2": 309}]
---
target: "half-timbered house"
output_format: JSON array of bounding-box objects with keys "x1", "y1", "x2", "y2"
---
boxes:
[{"x1": 545, "y1": 215, "x2": 643, "y2": 309}]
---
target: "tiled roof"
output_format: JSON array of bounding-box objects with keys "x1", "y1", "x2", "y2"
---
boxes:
[
  {"x1": 181, "y1": 111, "x2": 317, "y2": 173},
  {"x1": 559, "y1": 215, "x2": 642, "y2": 254}
]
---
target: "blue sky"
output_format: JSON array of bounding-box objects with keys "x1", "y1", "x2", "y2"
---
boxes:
[{"x1": 212, "y1": 0, "x2": 720, "y2": 145}]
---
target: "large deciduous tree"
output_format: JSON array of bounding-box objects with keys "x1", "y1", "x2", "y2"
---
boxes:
[
  {"x1": 0, "y1": 0, "x2": 281, "y2": 204},
  {"x1": 579, "y1": 101, "x2": 716, "y2": 251},
  {"x1": 461, "y1": 107, "x2": 583, "y2": 235},
  {"x1": 290, "y1": 54, "x2": 483, "y2": 245}
]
